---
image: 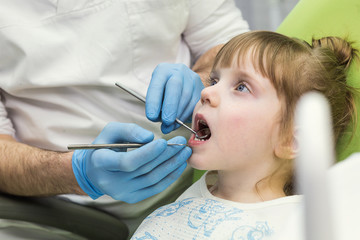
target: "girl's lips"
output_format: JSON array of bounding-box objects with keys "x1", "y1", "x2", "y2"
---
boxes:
[{"x1": 188, "y1": 134, "x2": 208, "y2": 147}]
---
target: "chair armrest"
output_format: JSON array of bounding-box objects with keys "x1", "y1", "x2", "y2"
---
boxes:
[{"x1": 0, "y1": 193, "x2": 128, "y2": 240}]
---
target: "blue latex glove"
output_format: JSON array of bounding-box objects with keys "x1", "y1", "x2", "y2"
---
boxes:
[
  {"x1": 72, "y1": 122, "x2": 191, "y2": 203},
  {"x1": 146, "y1": 63, "x2": 204, "y2": 134}
]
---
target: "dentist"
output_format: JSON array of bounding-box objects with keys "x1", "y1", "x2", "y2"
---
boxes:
[{"x1": 0, "y1": 0, "x2": 249, "y2": 236}]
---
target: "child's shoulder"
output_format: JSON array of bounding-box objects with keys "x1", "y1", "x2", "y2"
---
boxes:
[{"x1": 176, "y1": 170, "x2": 214, "y2": 201}]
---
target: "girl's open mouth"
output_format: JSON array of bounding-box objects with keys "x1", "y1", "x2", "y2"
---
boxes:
[
  {"x1": 195, "y1": 120, "x2": 211, "y2": 141},
  {"x1": 194, "y1": 114, "x2": 211, "y2": 141}
]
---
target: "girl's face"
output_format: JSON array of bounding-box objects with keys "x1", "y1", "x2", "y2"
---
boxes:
[{"x1": 188, "y1": 56, "x2": 283, "y2": 173}]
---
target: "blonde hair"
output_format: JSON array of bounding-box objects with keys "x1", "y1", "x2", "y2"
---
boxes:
[{"x1": 212, "y1": 31, "x2": 358, "y2": 195}]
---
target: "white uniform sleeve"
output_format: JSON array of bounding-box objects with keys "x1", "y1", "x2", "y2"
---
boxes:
[
  {"x1": 184, "y1": 0, "x2": 249, "y2": 61},
  {"x1": 0, "y1": 92, "x2": 15, "y2": 136}
]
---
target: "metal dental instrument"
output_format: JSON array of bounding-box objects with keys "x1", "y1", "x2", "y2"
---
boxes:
[
  {"x1": 115, "y1": 82, "x2": 209, "y2": 139},
  {"x1": 68, "y1": 143, "x2": 187, "y2": 150}
]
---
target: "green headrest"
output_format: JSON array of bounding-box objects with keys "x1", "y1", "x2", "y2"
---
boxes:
[{"x1": 277, "y1": 0, "x2": 360, "y2": 161}]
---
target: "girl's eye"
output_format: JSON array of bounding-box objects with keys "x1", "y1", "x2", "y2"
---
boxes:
[
  {"x1": 207, "y1": 77, "x2": 218, "y2": 87},
  {"x1": 236, "y1": 83, "x2": 250, "y2": 93}
]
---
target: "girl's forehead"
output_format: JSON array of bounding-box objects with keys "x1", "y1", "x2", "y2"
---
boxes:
[
  {"x1": 213, "y1": 62, "x2": 257, "y2": 77},
  {"x1": 214, "y1": 51, "x2": 264, "y2": 77},
  {"x1": 215, "y1": 48, "x2": 262, "y2": 70}
]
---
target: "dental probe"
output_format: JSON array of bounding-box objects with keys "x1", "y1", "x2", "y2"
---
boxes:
[
  {"x1": 68, "y1": 143, "x2": 187, "y2": 150},
  {"x1": 115, "y1": 82, "x2": 207, "y2": 139}
]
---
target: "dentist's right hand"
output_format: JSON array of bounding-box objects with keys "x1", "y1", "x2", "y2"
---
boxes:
[{"x1": 72, "y1": 122, "x2": 191, "y2": 204}]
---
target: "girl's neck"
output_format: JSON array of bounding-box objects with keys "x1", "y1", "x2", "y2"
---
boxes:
[{"x1": 209, "y1": 170, "x2": 286, "y2": 203}]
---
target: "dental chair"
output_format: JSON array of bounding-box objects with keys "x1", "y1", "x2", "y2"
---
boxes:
[
  {"x1": 0, "y1": 193, "x2": 129, "y2": 239},
  {"x1": 279, "y1": 91, "x2": 360, "y2": 240},
  {"x1": 277, "y1": 0, "x2": 360, "y2": 160},
  {"x1": 276, "y1": 0, "x2": 360, "y2": 239}
]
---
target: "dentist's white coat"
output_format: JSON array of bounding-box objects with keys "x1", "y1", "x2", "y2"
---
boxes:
[
  {"x1": 0, "y1": 2, "x2": 249, "y2": 236},
  {"x1": 0, "y1": 0, "x2": 249, "y2": 151}
]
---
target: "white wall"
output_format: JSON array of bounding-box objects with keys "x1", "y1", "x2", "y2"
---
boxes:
[{"x1": 235, "y1": 0, "x2": 299, "y2": 31}]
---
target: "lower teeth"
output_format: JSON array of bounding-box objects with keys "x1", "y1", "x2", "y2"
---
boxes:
[{"x1": 195, "y1": 137, "x2": 207, "y2": 141}]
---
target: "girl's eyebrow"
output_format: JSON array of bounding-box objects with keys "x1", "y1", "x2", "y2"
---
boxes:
[
  {"x1": 210, "y1": 70, "x2": 220, "y2": 78},
  {"x1": 234, "y1": 69, "x2": 256, "y2": 83},
  {"x1": 237, "y1": 70, "x2": 251, "y2": 79}
]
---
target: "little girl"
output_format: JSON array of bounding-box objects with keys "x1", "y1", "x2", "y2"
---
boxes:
[{"x1": 131, "y1": 31, "x2": 358, "y2": 239}]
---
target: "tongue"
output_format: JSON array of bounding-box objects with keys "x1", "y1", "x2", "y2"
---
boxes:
[{"x1": 197, "y1": 128, "x2": 211, "y2": 139}]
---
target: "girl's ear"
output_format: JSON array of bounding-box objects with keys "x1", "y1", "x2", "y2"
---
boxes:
[{"x1": 274, "y1": 133, "x2": 298, "y2": 160}]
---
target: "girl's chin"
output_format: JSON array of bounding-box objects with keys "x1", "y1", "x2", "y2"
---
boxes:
[{"x1": 188, "y1": 153, "x2": 210, "y2": 171}]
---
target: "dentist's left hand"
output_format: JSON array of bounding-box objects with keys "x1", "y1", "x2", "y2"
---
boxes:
[
  {"x1": 146, "y1": 63, "x2": 204, "y2": 134},
  {"x1": 71, "y1": 122, "x2": 191, "y2": 203}
]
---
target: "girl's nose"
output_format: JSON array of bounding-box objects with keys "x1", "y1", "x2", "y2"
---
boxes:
[{"x1": 200, "y1": 85, "x2": 220, "y2": 107}]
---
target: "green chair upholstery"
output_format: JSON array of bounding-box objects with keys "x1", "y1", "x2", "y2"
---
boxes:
[{"x1": 277, "y1": 0, "x2": 360, "y2": 161}]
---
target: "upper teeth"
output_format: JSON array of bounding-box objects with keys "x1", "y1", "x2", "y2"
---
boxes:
[{"x1": 198, "y1": 119, "x2": 207, "y2": 126}]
